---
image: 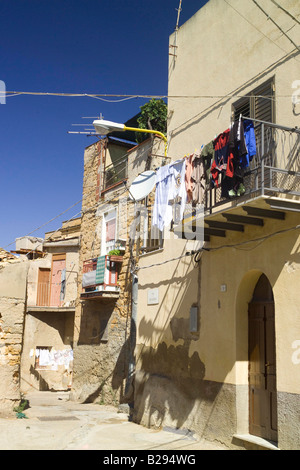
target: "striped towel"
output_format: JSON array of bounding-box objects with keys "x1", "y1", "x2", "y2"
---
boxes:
[{"x1": 95, "y1": 256, "x2": 106, "y2": 284}]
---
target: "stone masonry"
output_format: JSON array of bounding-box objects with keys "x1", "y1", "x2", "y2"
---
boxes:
[
  {"x1": 0, "y1": 260, "x2": 28, "y2": 413},
  {"x1": 71, "y1": 136, "x2": 165, "y2": 406}
]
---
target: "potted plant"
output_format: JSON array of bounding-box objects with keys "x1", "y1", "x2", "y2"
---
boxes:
[{"x1": 107, "y1": 249, "x2": 123, "y2": 262}]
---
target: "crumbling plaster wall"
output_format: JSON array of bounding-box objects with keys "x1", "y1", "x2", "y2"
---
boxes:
[
  {"x1": 71, "y1": 140, "x2": 134, "y2": 405},
  {"x1": 26, "y1": 248, "x2": 79, "y2": 308},
  {"x1": 71, "y1": 137, "x2": 165, "y2": 405},
  {"x1": 26, "y1": 255, "x2": 51, "y2": 307},
  {"x1": 21, "y1": 311, "x2": 74, "y2": 392},
  {"x1": 0, "y1": 261, "x2": 28, "y2": 412}
]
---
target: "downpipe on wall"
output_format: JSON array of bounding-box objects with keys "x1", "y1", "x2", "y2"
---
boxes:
[{"x1": 125, "y1": 271, "x2": 138, "y2": 402}]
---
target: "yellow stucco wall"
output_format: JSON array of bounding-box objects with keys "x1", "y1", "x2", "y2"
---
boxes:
[
  {"x1": 136, "y1": 0, "x2": 300, "y2": 413},
  {"x1": 167, "y1": 0, "x2": 299, "y2": 159}
]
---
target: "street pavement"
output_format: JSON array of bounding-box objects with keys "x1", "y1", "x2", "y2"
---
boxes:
[{"x1": 0, "y1": 391, "x2": 229, "y2": 451}]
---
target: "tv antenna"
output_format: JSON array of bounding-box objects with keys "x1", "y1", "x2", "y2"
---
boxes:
[
  {"x1": 169, "y1": 0, "x2": 182, "y2": 60},
  {"x1": 68, "y1": 113, "x2": 104, "y2": 136}
]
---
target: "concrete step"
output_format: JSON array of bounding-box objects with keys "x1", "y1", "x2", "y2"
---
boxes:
[{"x1": 233, "y1": 434, "x2": 279, "y2": 450}]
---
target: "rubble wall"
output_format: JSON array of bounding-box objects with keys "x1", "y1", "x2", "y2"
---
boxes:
[
  {"x1": 0, "y1": 261, "x2": 28, "y2": 412},
  {"x1": 71, "y1": 141, "x2": 133, "y2": 405}
]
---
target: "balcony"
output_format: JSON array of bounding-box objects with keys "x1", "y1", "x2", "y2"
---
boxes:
[
  {"x1": 26, "y1": 281, "x2": 75, "y2": 313},
  {"x1": 103, "y1": 155, "x2": 128, "y2": 192},
  {"x1": 177, "y1": 118, "x2": 300, "y2": 241},
  {"x1": 81, "y1": 255, "x2": 123, "y2": 301}
]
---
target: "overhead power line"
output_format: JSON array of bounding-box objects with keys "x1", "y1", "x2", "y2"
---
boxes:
[
  {"x1": 1, "y1": 90, "x2": 297, "y2": 100},
  {"x1": 223, "y1": 0, "x2": 300, "y2": 61},
  {"x1": 251, "y1": 0, "x2": 300, "y2": 53},
  {"x1": 270, "y1": 0, "x2": 300, "y2": 26}
]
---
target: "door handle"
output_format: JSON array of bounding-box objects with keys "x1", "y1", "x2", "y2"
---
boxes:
[{"x1": 265, "y1": 362, "x2": 273, "y2": 367}]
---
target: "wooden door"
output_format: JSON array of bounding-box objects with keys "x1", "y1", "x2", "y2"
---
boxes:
[
  {"x1": 248, "y1": 276, "x2": 277, "y2": 441},
  {"x1": 49, "y1": 255, "x2": 66, "y2": 307},
  {"x1": 36, "y1": 268, "x2": 51, "y2": 306}
]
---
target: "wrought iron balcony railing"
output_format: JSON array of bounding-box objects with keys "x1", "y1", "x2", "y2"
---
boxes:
[
  {"x1": 35, "y1": 281, "x2": 64, "y2": 308},
  {"x1": 82, "y1": 256, "x2": 123, "y2": 295},
  {"x1": 205, "y1": 117, "x2": 300, "y2": 214}
]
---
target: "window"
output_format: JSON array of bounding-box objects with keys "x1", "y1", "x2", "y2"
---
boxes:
[
  {"x1": 232, "y1": 78, "x2": 275, "y2": 123},
  {"x1": 233, "y1": 78, "x2": 275, "y2": 164},
  {"x1": 138, "y1": 197, "x2": 164, "y2": 254},
  {"x1": 102, "y1": 209, "x2": 117, "y2": 255}
]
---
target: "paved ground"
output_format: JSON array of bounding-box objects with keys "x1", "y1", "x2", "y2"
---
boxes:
[{"x1": 0, "y1": 391, "x2": 229, "y2": 451}]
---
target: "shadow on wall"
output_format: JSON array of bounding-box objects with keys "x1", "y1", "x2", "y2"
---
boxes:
[
  {"x1": 77, "y1": 337, "x2": 130, "y2": 405},
  {"x1": 132, "y1": 228, "x2": 300, "y2": 440},
  {"x1": 29, "y1": 365, "x2": 50, "y2": 391},
  {"x1": 132, "y1": 248, "x2": 218, "y2": 432},
  {"x1": 72, "y1": 242, "x2": 134, "y2": 405},
  {"x1": 74, "y1": 297, "x2": 132, "y2": 405}
]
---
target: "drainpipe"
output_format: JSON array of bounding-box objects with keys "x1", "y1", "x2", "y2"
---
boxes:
[{"x1": 125, "y1": 271, "x2": 138, "y2": 402}]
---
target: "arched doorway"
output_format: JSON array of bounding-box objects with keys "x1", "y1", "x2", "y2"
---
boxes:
[{"x1": 248, "y1": 274, "x2": 278, "y2": 442}]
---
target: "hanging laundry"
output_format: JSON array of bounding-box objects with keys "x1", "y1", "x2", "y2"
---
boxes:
[
  {"x1": 152, "y1": 164, "x2": 172, "y2": 232},
  {"x1": 200, "y1": 141, "x2": 215, "y2": 184},
  {"x1": 210, "y1": 129, "x2": 231, "y2": 187},
  {"x1": 60, "y1": 268, "x2": 66, "y2": 302},
  {"x1": 152, "y1": 159, "x2": 187, "y2": 230},
  {"x1": 191, "y1": 142, "x2": 215, "y2": 204},
  {"x1": 226, "y1": 120, "x2": 248, "y2": 197},
  {"x1": 191, "y1": 152, "x2": 206, "y2": 205},
  {"x1": 95, "y1": 255, "x2": 106, "y2": 284},
  {"x1": 242, "y1": 119, "x2": 256, "y2": 167},
  {"x1": 168, "y1": 159, "x2": 187, "y2": 225},
  {"x1": 208, "y1": 119, "x2": 258, "y2": 199},
  {"x1": 185, "y1": 154, "x2": 194, "y2": 203}
]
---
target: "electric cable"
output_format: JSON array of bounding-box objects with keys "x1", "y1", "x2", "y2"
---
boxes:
[
  {"x1": 3, "y1": 139, "x2": 154, "y2": 252},
  {"x1": 224, "y1": 0, "x2": 300, "y2": 59},
  {"x1": 1, "y1": 90, "x2": 299, "y2": 100},
  {"x1": 270, "y1": 0, "x2": 300, "y2": 26},
  {"x1": 3, "y1": 185, "x2": 97, "y2": 249},
  {"x1": 134, "y1": 224, "x2": 300, "y2": 271},
  {"x1": 251, "y1": 0, "x2": 300, "y2": 52}
]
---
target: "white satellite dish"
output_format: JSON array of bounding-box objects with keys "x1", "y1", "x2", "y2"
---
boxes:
[{"x1": 128, "y1": 170, "x2": 156, "y2": 201}]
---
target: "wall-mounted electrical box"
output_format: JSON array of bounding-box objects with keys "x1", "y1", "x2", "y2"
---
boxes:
[{"x1": 190, "y1": 306, "x2": 198, "y2": 333}]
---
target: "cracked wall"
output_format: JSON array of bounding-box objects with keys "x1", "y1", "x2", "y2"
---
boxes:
[{"x1": 0, "y1": 261, "x2": 28, "y2": 412}]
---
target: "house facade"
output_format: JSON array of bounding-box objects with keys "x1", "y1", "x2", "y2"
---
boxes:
[
  {"x1": 133, "y1": 0, "x2": 300, "y2": 450},
  {"x1": 0, "y1": 218, "x2": 81, "y2": 410},
  {"x1": 70, "y1": 134, "x2": 166, "y2": 405},
  {"x1": 0, "y1": 250, "x2": 28, "y2": 412},
  {"x1": 20, "y1": 218, "x2": 81, "y2": 393}
]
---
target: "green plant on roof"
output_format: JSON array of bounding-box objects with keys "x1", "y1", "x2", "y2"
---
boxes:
[
  {"x1": 108, "y1": 249, "x2": 121, "y2": 256},
  {"x1": 136, "y1": 99, "x2": 167, "y2": 143}
]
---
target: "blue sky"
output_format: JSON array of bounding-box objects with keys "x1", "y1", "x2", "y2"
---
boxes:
[{"x1": 0, "y1": 0, "x2": 208, "y2": 250}]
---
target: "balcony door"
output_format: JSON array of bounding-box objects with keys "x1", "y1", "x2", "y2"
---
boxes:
[
  {"x1": 248, "y1": 274, "x2": 278, "y2": 442},
  {"x1": 102, "y1": 209, "x2": 117, "y2": 255},
  {"x1": 50, "y1": 254, "x2": 66, "y2": 307},
  {"x1": 36, "y1": 268, "x2": 51, "y2": 306}
]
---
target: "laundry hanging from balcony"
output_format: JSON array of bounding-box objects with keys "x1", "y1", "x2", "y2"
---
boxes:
[
  {"x1": 210, "y1": 118, "x2": 257, "y2": 198},
  {"x1": 152, "y1": 158, "x2": 187, "y2": 231},
  {"x1": 152, "y1": 150, "x2": 214, "y2": 230},
  {"x1": 151, "y1": 117, "x2": 257, "y2": 230}
]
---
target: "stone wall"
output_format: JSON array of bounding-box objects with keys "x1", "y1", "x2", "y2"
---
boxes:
[
  {"x1": 0, "y1": 261, "x2": 28, "y2": 412},
  {"x1": 72, "y1": 139, "x2": 133, "y2": 405},
  {"x1": 71, "y1": 136, "x2": 165, "y2": 405}
]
